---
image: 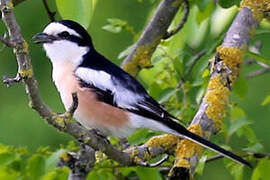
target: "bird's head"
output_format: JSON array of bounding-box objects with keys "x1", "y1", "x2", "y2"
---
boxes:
[{"x1": 33, "y1": 20, "x2": 92, "y2": 66}]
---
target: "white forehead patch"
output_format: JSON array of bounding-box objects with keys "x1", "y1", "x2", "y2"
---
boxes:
[{"x1": 43, "y1": 22, "x2": 81, "y2": 37}]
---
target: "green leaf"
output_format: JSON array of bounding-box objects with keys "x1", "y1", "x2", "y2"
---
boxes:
[
  {"x1": 27, "y1": 154, "x2": 45, "y2": 180},
  {"x1": 127, "y1": 129, "x2": 157, "y2": 145},
  {"x1": 233, "y1": 76, "x2": 248, "y2": 99},
  {"x1": 136, "y1": 167, "x2": 163, "y2": 180},
  {"x1": 157, "y1": 88, "x2": 178, "y2": 104},
  {"x1": 196, "y1": 2, "x2": 214, "y2": 24},
  {"x1": 118, "y1": 44, "x2": 135, "y2": 59},
  {"x1": 196, "y1": 87, "x2": 205, "y2": 104},
  {"x1": 41, "y1": 167, "x2": 69, "y2": 180},
  {"x1": 45, "y1": 149, "x2": 67, "y2": 173},
  {"x1": 201, "y1": 69, "x2": 210, "y2": 78},
  {"x1": 243, "y1": 143, "x2": 264, "y2": 153},
  {"x1": 195, "y1": 155, "x2": 207, "y2": 175},
  {"x1": 252, "y1": 158, "x2": 270, "y2": 180},
  {"x1": 246, "y1": 51, "x2": 270, "y2": 67},
  {"x1": 55, "y1": 0, "x2": 97, "y2": 29},
  {"x1": 237, "y1": 126, "x2": 258, "y2": 144},
  {"x1": 261, "y1": 95, "x2": 270, "y2": 106},
  {"x1": 0, "y1": 152, "x2": 17, "y2": 166},
  {"x1": 102, "y1": 18, "x2": 127, "y2": 33},
  {"x1": 148, "y1": 82, "x2": 163, "y2": 99},
  {"x1": 196, "y1": 0, "x2": 212, "y2": 11},
  {"x1": 102, "y1": 25, "x2": 122, "y2": 33},
  {"x1": 226, "y1": 162, "x2": 244, "y2": 180},
  {"x1": 228, "y1": 117, "x2": 251, "y2": 137},
  {"x1": 231, "y1": 106, "x2": 245, "y2": 119},
  {"x1": 218, "y1": 0, "x2": 241, "y2": 8},
  {"x1": 107, "y1": 18, "x2": 127, "y2": 26},
  {"x1": 0, "y1": 167, "x2": 19, "y2": 180},
  {"x1": 173, "y1": 57, "x2": 184, "y2": 77}
]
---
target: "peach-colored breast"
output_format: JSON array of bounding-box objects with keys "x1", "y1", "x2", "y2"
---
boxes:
[{"x1": 52, "y1": 61, "x2": 130, "y2": 134}]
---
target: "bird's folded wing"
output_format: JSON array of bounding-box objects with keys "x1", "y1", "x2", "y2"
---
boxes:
[{"x1": 74, "y1": 67, "x2": 177, "y2": 122}]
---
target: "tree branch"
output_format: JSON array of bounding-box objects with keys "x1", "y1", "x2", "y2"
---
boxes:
[
  {"x1": 42, "y1": 0, "x2": 56, "y2": 22},
  {"x1": 169, "y1": 0, "x2": 270, "y2": 178},
  {"x1": 121, "y1": 0, "x2": 186, "y2": 76},
  {"x1": 0, "y1": 33, "x2": 15, "y2": 47},
  {"x1": 246, "y1": 68, "x2": 270, "y2": 78},
  {"x1": 59, "y1": 144, "x2": 96, "y2": 180},
  {"x1": 163, "y1": 0, "x2": 189, "y2": 39}
]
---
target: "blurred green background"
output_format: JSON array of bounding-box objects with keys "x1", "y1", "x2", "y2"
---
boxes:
[{"x1": 0, "y1": 0, "x2": 269, "y2": 179}]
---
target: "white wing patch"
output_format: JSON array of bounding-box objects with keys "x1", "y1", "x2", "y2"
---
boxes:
[
  {"x1": 75, "y1": 67, "x2": 143, "y2": 109},
  {"x1": 75, "y1": 67, "x2": 114, "y2": 91}
]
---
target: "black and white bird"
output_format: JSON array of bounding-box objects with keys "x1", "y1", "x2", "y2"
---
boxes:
[{"x1": 33, "y1": 20, "x2": 251, "y2": 167}]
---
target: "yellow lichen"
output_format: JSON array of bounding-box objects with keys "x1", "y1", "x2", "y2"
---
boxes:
[
  {"x1": 51, "y1": 113, "x2": 71, "y2": 129},
  {"x1": 59, "y1": 152, "x2": 70, "y2": 162},
  {"x1": 216, "y1": 46, "x2": 243, "y2": 72},
  {"x1": 123, "y1": 45, "x2": 153, "y2": 76},
  {"x1": 14, "y1": 41, "x2": 29, "y2": 54},
  {"x1": 1, "y1": 1, "x2": 14, "y2": 11},
  {"x1": 216, "y1": 46, "x2": 243, "y2": 85},
  {"x1": 18, "y1": 68, "x2": 33, "y2": 78},
  {"x1": 128, "y1": 147, "x2": 146, "y2": 164},
  {"x1": 175, "y1": 159, "x2": 191, "y2": 168},
  {"x1": 175, "y1": 124, "x2": 204, "y2": 162},
  {"x1": 145, "y1": 134, "x2": 180, "y2": 152},
  {"x1": 205, "y1": 75, "x2": 230, "y2": 131},
  {"x1": 95, "y1": 151, "x2": 107, "y2": 162},
  {"x1": 122, "y1": 36, "x2": 162, "y2": 76},
  {"x1": 241, "y1": 0, "x2": 270, "y2": 21}
]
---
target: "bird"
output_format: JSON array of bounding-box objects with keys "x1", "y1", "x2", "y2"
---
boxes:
[{"x1": 33, "y1": 20, "x2": 251, "y2": 167}]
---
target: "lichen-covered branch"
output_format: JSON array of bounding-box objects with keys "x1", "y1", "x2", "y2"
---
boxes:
[
  {"x1": 121, "y1": 0, "x2": 185, "y2": 76},
  {"x1": 169, "y1": 0, "x2": 270, "y2": 178},
  {"x1": 59, "y1": 145, "x2": 96, "y2": 180}
]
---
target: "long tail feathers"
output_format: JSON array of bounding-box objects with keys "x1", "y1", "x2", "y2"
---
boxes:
[{"x1": 179, "y1": 128, "x2": 252, "y2": 168}]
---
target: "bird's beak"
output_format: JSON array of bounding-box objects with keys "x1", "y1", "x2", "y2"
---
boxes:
[{"x1": 32, "y1": 32, "x2": 56, "y2": 44}]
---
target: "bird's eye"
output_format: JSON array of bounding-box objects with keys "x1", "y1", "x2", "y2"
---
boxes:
[{"x1": 58, "y1": 31, "x2": 70, "y2": 38}]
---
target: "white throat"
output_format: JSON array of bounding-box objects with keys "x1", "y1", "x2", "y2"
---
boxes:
[{"x1": 43, "y1": 40, "x2": 89, "y2": 67}]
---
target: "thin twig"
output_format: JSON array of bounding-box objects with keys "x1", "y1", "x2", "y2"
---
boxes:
[
  {"x1": 42, "y1": 0, "x2": 56, "y2": 22},
  {"x1": 137, "y1": 154, "x2": 169, "y2": 168},
  {"x1": 12, "y1": 0, "x2": 27, "y2": 6},
  {"x1": 246, "y1": 68, "x2": 270, "y2": 78},
  {"x1": 2, "y1": 74, "x2": 22, "y2": 87},
  {"x1": 245, "y1": 41, "x2": 262, "y2": 65},
  {"x1": 205, "y1": 154, "x2": 223, "y2": 163},
  {"x1": 68, "y1": 92, "x2": 79, "y2": 116},
  {"x1": 183, "y1": 49, "x2": 207, "y2": 80},
  {"x1": 206, "y1": 152, "x2": 270, "y2": 163},
  {"x1": 163, "y1": 0, "x2": 190, "y2": 39},
  {"x1": 0, "y1": 34, "x2": 15, "y2": 47}
]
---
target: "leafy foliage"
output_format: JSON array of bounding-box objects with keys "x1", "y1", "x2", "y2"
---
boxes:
[
  {"x1": 0, "y1": 144, "x2": 69, "y2": 180},
  {"x1": 55, "y1": 0, "x2": 98, "y2": 28}
]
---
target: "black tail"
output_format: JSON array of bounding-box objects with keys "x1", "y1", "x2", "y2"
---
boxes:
[
  {"x1": 160, "y1": 119, "x2": 252, "y2": 168},
  {"x1": 180, "y1": 128, "x2": 252, "y2": 167}
]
